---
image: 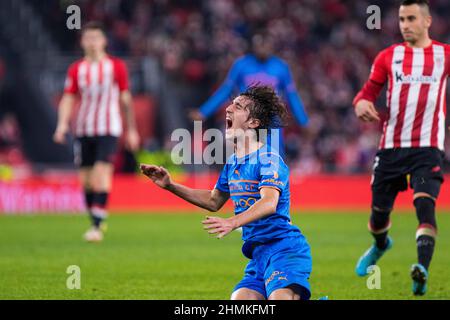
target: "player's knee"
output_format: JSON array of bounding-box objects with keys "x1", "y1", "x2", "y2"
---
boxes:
[
  {"x1": 414, "y1": 195, "x2": 437, "y2": 228},
  {"x1": 90, "y1": 163, "x2": 113, "y2": 191},
  {"x1": 268, "y1": 288, "x2": 299, "y2": 300},
  {"x1": 369, "y1": 206, "x2": 392, "y2": 234},
  {"x1": 372, "y1": 205, "x2": 392, "y2": 214},
  {"x1": 371, "y1": 192, "x2": 396, "y2": 213},
  {"x1": 369, "y1": 190, "x2": 396, "y2": 233},
  {"x1": 231, "y1": 288, "x2": 265, "y2": 300},
  {"x1": 413, "y1": 192, "x2": 435, "y2": 202}
]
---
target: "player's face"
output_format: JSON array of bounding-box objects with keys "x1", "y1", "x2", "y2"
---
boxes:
[
  {"x1": 81, "y1": 29, "x2": 107, "y2": 55},
  {"x1": 252, "y1": 35, "x2": 274, "y2": 61},
  {"x1": 399, "y1": 5, "x2": 431, "y2": 44},
  {"x1": 225, "y1": 96, "x2": 260, "y2": 141}
]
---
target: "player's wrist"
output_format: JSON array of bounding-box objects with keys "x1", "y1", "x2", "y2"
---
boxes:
[
  {"x1": 164, "y1": 181, "x2": 175, "y2": 191},
  {"x1": 228, "y1": 216, "x2": 241, "y2": 230},
  {"x1": 56, "y1": 123, "x2": 68, "y2": 133}
]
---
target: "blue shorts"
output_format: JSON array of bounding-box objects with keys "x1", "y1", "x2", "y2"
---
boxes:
[{"x1": 233, "y1": 235, "x2": 312, "y2": 300}]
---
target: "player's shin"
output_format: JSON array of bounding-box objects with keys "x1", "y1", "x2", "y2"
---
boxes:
[
  {"x1": 414, "y1": 197, "x2": 437, "y2": 270},
  {"x1": 369, "y1": 207, "x2": 392, "y2": 250},
  {"x1": 91, "y1": 192, "x2": 109, "y2": 229},
  {"x1": 84, "y1": 189, "x2": 96, "y2": 225}
]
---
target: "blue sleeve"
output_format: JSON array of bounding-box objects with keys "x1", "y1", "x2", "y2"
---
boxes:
[
  {"x1": 199, "y1": 60, "x2": 242, "y2": 118},
  {"x1": 281, "y1": 63, "x2": 309, "y2": 126},
  {"x1": 215, "y1": 164, "x2": 229, "y2": 193},
  {"x1": 258, "y1": 153, "x2": 289, "y2": 193}
]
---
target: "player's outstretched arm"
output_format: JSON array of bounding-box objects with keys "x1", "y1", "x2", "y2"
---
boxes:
[
  {"x1": 53, "y1": 93, "x2": 75, "y2": 144},
  {"x1": 202, "y1": 187, "x2": 279, "y2": 239},
  {"x1": 140, "y1": 164, "x2": 229, "y2": 212},
  {"x1": 283, "y1": 64, "x2": 309, "y2": 126}
]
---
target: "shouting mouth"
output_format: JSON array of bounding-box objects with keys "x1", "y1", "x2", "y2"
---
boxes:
[{"x1": 226, "y1": 117, "x2": 233, "y2": 129}]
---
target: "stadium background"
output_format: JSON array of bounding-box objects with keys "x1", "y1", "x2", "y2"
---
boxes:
[
  {"x1": 0, "y1": 0, "x2": 449, "y2": 213},
  {"x1": 0, "y1": 0, "x2": 450, "y2": 300}
]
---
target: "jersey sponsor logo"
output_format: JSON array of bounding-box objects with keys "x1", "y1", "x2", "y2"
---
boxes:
[
  {"x1": 394, "y1": 71, "x2": 438, "y2": 84},
  {"x1": 229, "y1": 182, "x2": 258, "y2": 192},
  {"x1": 234, "y1": 197, "x2": 257, "y2": 209}
]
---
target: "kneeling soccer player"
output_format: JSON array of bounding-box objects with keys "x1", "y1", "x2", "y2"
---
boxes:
[{"x1": 141, "y1": 85, "x2": 312, "y2": 300}]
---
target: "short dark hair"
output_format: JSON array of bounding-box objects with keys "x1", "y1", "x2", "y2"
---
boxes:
[
  {"x1": 401, "y1": 0, "x2": 430, "y2": 8},
  {"x1": 81, "y1": 21, "x2": 106, "y2": 35},
  {"x1": 240, "y1": 85, "x2": 288, "y2": 130}
]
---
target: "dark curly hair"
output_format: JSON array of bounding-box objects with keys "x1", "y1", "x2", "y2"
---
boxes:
[{"x1": 240, "y1": 84, "x2": 289, "y2": 130}]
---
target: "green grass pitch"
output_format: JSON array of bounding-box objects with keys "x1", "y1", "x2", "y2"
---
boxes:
[{"x1": 0, "y1": 211, "x2": 449, "y2": 299}]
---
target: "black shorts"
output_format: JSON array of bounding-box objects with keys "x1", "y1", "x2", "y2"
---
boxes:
[
  {"x1": 371, "y1": 147, "x2": 445, "y2": 198},
  {"x1": 74, "y1": 136, "x2": 119, "y2": 168}
]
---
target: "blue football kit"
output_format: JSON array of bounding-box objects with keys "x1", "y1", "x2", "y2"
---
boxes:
[{"x1": 215, "y1": 146, "x2": 312, "y2": 299}]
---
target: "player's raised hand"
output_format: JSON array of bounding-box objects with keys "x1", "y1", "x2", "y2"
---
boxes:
[
  {"x1": 202, "y1": 216, "x2": 237, "y2": 239},
  {"x1": 140, "y1": 164, "x2": 172, "y2": 189},
  {"x1": 354, "y1": 99, "x2": 380, "y2": 122}
]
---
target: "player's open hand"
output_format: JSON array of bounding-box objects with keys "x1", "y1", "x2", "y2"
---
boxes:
[
  {"x1": 140, "y1": 164, "x2": 172, "y2": 189},
  {"x1": 355, "y1": 99, "x2": 380, "y2": 122},
  {"x1": 202, "y1": 216, "x2": 237, "y2": 239}
]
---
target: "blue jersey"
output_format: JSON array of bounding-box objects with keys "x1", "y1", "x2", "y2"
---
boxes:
[
  {"x1": 199, "y1": 54, "x2": 309, "y2": 126},
  {"x1": 214, "y1": 147, "x2": 301, "y2": 244}
]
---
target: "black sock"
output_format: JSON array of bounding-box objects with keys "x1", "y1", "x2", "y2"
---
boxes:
[
  {"x1": 369, "y1": 207, "x2": 391, "y2": 250},
  {"x1": 91, "y1": 192, "x2": 109, "y2": 228},
  {"x1": 373, "y1": 231, "x2": 389, "y2": 250},
  {"x1": 417, "y1": 235, "x2": 435, "y2": 270},
  {"x1": 414, "y1": 197, "x2": 437, "y2": 270},
  {"x1": 84, "y1": 190, "x2": 95, "y2": 208},
  {"x1": 84, "y1": 190, "x2": 96, "y2": 225}
]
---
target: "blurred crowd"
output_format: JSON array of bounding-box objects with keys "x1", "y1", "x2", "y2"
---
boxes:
[{"x1": 17, "y1": 0, "x2": 450, "y2": 173}]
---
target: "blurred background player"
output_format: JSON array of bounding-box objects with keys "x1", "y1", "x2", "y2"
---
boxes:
[
  {"x1": 189, "y1": 31, "x2": 309, "y2": 156},
  {"x1": 353, "y1": 0, "x2": 449, "y2": 295},
  {"x1": 142, "y1": 85, "x2": 312, "y2": 300},
  {"x1": 53, "y1": 22, "x2": 140, "y2": 242}
]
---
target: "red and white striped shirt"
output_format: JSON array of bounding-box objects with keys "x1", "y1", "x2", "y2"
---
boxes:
[
  {"x1": 354, "y1": 40, "x2": 450, "y2": 150},
  {"x1": 64, "y1": 55, "x2": 129, "y2": 137}
]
